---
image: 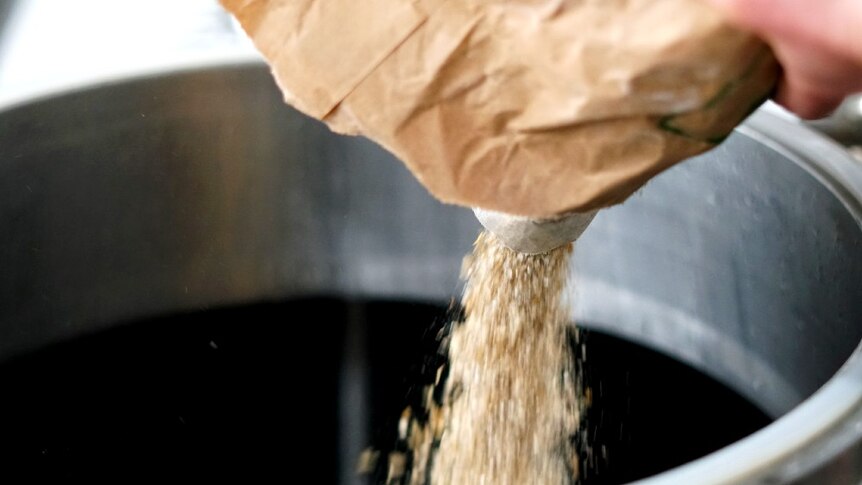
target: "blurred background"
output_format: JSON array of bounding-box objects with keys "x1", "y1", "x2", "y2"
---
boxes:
[{"x1": 0, "y1": 0, "x2": 255, "y2": 105}]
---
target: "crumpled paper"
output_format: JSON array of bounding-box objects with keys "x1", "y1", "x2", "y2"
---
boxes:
[{"x1": 222, "y1": 0, "x2": 777, "y2": 217}]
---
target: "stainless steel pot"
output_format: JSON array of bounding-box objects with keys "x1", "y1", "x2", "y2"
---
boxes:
[
  {"x1": 1, "y1": 61, "x2": 861, "y2": 485},
  {"x1": 1, "y1": 6, "x2": 862, "y2": 483}
]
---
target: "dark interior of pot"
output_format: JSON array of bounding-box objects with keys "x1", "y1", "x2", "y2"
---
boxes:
[
  {"x1": 1, "y1": 65, "x2": 861, "y2": 483},
  {"x1": 0, "y1": 298, "x2": 769, "y2": 483}
]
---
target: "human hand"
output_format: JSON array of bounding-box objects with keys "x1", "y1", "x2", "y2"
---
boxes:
[{"x1": 706, "y1": 0, "x2": 862, "y2": 119}]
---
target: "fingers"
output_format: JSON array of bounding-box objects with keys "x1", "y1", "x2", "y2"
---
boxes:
[
  {"x1": 774, "y1": 77, "x2": 845, "y2": 119},
  {"x1": 704, "y1": 0, "x2": 862, "y2": 119},
  {"x1": 770, "y1": 37, "x2": 862, "y2": 119}
]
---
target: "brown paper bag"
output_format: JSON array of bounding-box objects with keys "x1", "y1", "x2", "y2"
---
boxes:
[{"x1": 222, "y1": 0, "x2": 777, "y2": 217}]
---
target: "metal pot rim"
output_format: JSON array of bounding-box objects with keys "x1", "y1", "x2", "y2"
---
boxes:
[{"x1": 641, "y1": 104, "x2": 862, "y2": 485}]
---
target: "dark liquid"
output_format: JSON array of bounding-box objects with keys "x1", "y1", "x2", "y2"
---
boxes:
[{"x1": 0, "y1": 299, "x2": 770, "y2": 482}]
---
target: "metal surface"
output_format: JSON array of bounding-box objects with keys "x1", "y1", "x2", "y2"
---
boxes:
[
  {"x1": 809, "y1": 95, "x2": 862, "y2": 147},
  {"x1": 0, "y1": 1, "x2": 15, "y2": 37},
  {"x1": 1, "y1": 64, "x2": 861, "y2": 484}
]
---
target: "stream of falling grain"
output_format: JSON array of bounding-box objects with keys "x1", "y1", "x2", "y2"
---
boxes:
[{"x1": 399, "y1": 231, "x2": 581, "y2": 485}]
